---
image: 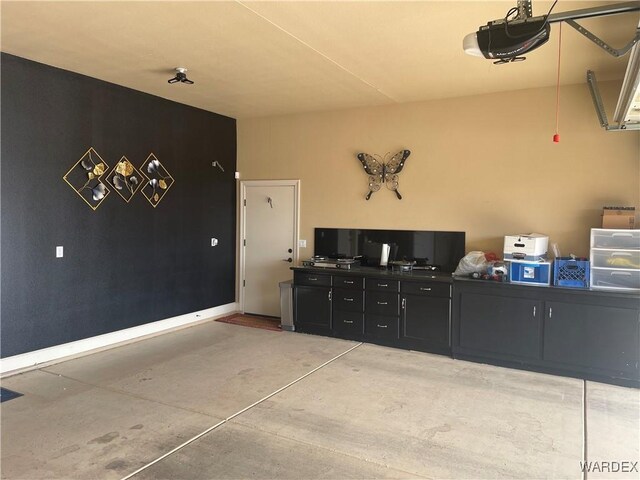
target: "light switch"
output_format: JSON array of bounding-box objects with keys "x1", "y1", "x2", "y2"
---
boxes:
[
  {"x1": 234, "y1": 172, "x2": 240, "y2": 179},
  {"x1": 211, "y1": 238, "x2": 219, "y2": 247},
  {"x1": 56, "y1": 246, "x2": 64, "y2": 258},
  {"x1": 299, "y1": 239, "x2": 307, "y2": 248}
]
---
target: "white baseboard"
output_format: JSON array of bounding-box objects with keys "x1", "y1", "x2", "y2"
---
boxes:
[{"x1": 0, "y1": 302, "x2": 239, "y2": 377}]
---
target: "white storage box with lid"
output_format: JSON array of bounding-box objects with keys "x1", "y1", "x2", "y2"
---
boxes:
[
  {"x1": 503, "y1": 233, "x2": 549, "y2": 261},
  {"x1": 590, "y1": 228, "x2": 640, "y2": 291}
]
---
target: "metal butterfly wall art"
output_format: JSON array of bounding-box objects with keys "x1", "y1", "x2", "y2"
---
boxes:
[{"x1": 357, "y1": 149, "x2": 411, "y2": 200}]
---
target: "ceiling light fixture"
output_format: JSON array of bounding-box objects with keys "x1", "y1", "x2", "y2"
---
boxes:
[{"x1": 168, "y1": 67, "x2": 194, "y2": 85}]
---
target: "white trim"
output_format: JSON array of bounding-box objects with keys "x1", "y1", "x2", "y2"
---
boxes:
[
  {"x1": 239, "y1": 180, "x2": 300, "y2": 314},
  {"x1": 0, "y1": 302, "x2": 239, "y2": 377}
]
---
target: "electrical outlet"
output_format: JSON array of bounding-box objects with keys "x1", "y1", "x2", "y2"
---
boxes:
[
  {"x1": 56, "y1": 246, "x2": 64, "y2": 258},
  {"x1": 234, "y1": 171, "x2": 240, "y2": 179},
  {"x1": 299, "y1": 239, "x2": 307, "y2": 248},
  {"x1": 211, "y1": 238, "x2": 219, "y2": 247}
]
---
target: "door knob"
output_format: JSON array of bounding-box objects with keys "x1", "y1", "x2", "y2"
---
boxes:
[{"x1": 282, "y1": 257, "x2": 293, "y2": 263}]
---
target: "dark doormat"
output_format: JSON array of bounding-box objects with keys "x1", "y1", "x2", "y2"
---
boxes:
[
  {"x1": 216, "y1": 314, "x2": 281, "y2": 332},
  {"x1": 1, "y1": 387, "x2": 23, "y2": 403}
]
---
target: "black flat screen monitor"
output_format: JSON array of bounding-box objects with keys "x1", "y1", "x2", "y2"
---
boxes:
[{"x1": 314, "y1": 228, "x2": 465, "y2": 273}]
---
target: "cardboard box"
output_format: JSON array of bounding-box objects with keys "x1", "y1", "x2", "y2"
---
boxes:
[
  {"x1": 602, "y1": 207, "x2": 635, "y2": 229},
  {"x1": 503, "y1": 233, "x2": 548, "y2": 261}
]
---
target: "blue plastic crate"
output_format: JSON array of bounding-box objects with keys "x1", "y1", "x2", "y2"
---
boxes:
[{"x1": 553, "y1": 258, "x2": 590, "y2": 288}]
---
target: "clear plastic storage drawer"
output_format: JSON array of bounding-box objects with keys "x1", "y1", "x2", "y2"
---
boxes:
[
  {"x1": 592, "y1": 250, "x2": 640, "y2": 269},
  {"x1": 591, "y1": 269, "x2": 640, "y2": 290},
  {"x1": 591, "y1": 229, "x2": 640, "y2": 250}
]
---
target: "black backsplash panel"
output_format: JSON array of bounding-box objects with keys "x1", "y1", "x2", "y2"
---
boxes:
[{"x1": 1, "y1": 54, "x2": 237, "y2": 357}]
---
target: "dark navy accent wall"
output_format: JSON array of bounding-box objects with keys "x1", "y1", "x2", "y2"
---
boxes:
[{"x1": 1, "y1": 53, "x2": 237, "y2": 357}]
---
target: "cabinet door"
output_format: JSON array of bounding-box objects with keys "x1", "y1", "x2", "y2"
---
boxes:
[
  {"x1": 543, "y1": 301, "x2": 640, "y2": 375},
  {"x1": 459, "y1": 292, "x2": 542, "y2": 360},
  {"x1": 294, "y1": 286, "x2": 331, "y2": 329},
  {"x1": 402, "y1": 294, "x2": 450, "y2": 347}
]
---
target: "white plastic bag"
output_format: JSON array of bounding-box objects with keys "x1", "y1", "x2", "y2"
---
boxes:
[{"x1": 454, "y1": 251, "x2": 491, "y2": 276}]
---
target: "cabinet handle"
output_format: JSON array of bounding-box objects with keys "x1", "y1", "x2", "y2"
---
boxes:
[
  {"x1": 402, "y1": 298, "x2": 406, "y2": 310},
  {"x1": 343, "y1": 320, "x2": 354, "y2": 324},
  {"x1": 549, "y1": 307, "x2": 553, "y2": 319},
  {"x1": 378, "y1": 283, "x2": 388, "y2": 287},
  {"x1": 344, "y1": 280, "x2": 354, "y2": 284},
  {"x1": 419, "y1": 287, "x2": 432, "y2": 291},
  {"x1": 328, "y1": 291, "x2": 332, "y2": 301},
  {"x1": 533, "y1": 306, "x2": 536, "y2": 317},
  {"x1": 376, "y1": 324, "x2": 388, "y2": 328},
  {"x1": 377, "y1": 301, "x2": 388, "y2": 305},
  {"x1": 343, "y1": 298, "x2": 354, "y2": 302},
  {"x1": 308, "y1": 277, "x2": 318, "y2": 281}
]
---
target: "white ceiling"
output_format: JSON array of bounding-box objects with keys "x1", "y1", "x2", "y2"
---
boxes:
[{"x1": 1, "y1": 1, "x2": 638, "y2": 118}]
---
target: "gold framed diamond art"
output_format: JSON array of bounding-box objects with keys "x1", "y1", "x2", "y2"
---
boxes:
[
  {"x1": 63, "y1": 147, "x2": 111, "y2": 211},
  {"x1": 140, "y1": 153, "x2": 174, "y2": 208},
  {"x1": 106, "y1": 156, "x2": 143, "y2": 203}
]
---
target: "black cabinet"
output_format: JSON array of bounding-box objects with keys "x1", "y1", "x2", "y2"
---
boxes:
[
  {"x1": 333, "y1": 311, "x2": 364, "y2": 336},
  {"x1": 366, "y1": 313, "x2": 399, "y2": 340},
  {"x1": 293, "y1": 272, "x2": 332, "y2": 333},
  {"x1": 458, "y1": 292, "x2": 542, "y2": 360},
  {"x1": 400, "y1": 280, "x2": 451, "y2": 353},
  {"x1": 294, "y1": 285, "x2": 331, "y2": 331},
  {"x1": 402, "y1": 294, "x2": 450, "y2": 350},
  {"x1": 332, "y1": 276, "x2": 365, "y2": 338},
  {"x1": 543, "y1": 300, "x2": 639, "y2": 376},
  {"x1": 293, "y1": 268, "x2": 453, "y2": 354},
  {"x1": 364, "y1": 285, "x2": 400, "y2": 342},
  {"x1": 452, "y1": 279, "x2": 640, "y2": 387},
  {"x1": 365, "y1": 291, "x2": 399, "y2": 316}
]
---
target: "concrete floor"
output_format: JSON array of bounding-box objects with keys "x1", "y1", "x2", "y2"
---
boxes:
[{"x1": 1, "y1": 319, "x2": 638, "y2": 479}]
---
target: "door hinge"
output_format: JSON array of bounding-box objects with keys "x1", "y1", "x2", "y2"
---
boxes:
[
  {"x1": 243, "y1": 280, "x2": 246, "y2": 287},
  {"x1": 243, "y1": 199, "x2": 246, "y2": 206},
  {"x1": 243, "y1": 239, "x2": 246, "y2": 246}
]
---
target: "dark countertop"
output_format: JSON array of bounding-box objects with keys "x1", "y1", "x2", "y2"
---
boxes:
[
  {"x1": 453, "y1": 275, "x2": 640, "y2": 299},
  {"x1": 291, "y1": 265, "x2": 454, "y2": 283},
  {"x1": 291, "y1": 265, "x2": 640, "y2": 298}
]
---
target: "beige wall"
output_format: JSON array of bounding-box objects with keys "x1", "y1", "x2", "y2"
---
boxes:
[{"x1": 238, "y1": 81, "x2": 639, "y2": 259}]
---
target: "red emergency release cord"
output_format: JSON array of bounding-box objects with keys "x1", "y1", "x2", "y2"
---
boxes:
[{"x1": 553, "y1": 22, "x2": 562, "y2": 143}]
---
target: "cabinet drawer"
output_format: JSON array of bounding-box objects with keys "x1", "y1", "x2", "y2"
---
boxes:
[
  {"x1": 366, "y1": 291, "x2": 399, "y2": 316},
  {"x1": 333, "y1": 276, "x2": 364, "y2": 290},
  {"x1": 591, "y1": 268, "x2": 640, "y2": 291},
  {"x1": 366, "y1": 314, "x2": 399, "y2": 340},
  {"x1": 401, "y1": 281, "x2": 450, "y2": 298},
  {"x1": 365, "y1": 278, "x2": 399, "y2": 292},
  {"x1": 333, "y1": 311, "x2": 364, "y2": 335},
  {"x1": 294, "y1": 272, "x2": 331, "y2": 287},
  {"x1": 592, "y1": 250, "x2": 640, "y2": 269},
  {"x1": 333, "y1": 289, "x2": 364, "y2": 312},
  {"x1": 591, "y1": 229, "x2": 640, "y2": 250}
]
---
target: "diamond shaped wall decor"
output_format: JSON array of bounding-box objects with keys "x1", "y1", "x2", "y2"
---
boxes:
[
  {"x1": 62, "y1": 147, "x2": 111, "y2": 211},
  {"x1": 140, "y1": 153, "x2": 174, "y2": 208},
  {"x1": 106, "y1": 156, "x2": 143, "y2": 203}
]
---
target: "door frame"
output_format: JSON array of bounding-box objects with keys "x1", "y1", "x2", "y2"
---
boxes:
[{"x1": 239, "y1": 179, "x2": 300, "y2": 314}]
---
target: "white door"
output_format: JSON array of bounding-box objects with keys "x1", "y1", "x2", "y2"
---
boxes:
[{"x1": 242, "y1": 181, "x2": 299, "y2": 317}]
